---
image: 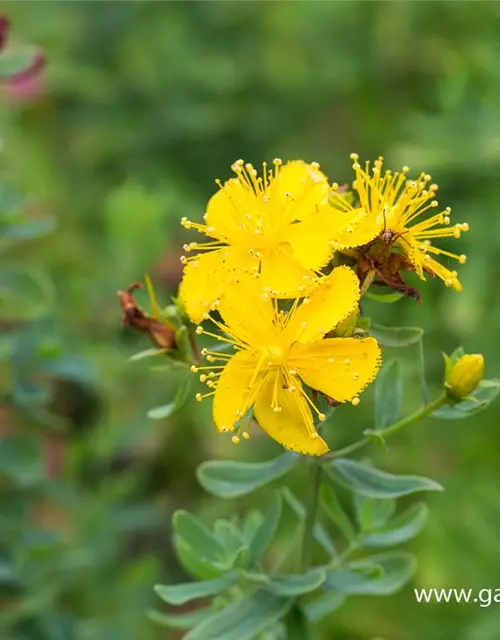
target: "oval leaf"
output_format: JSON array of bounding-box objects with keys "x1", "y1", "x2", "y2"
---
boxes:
[
  {"x1": 327, "y1": 458, "x2": 443, "y2": 498},
  {"x1": 154, "y1": 573, "x2": 238, "y2": 606},
  {"x1": 365, "y1": 291, "x2": 404, "y2": 304},
  {"x1": 370, "y1": 324, "x2": 423, "y2": 347},
  {"x1": 183, "y1": 589, "x2": 292, "y2": 640},
  {"x1": 174, "y1": 538, "x2": 223, "y2": 580},
  {"x1": 266, "y1": 568, "x2": 326, "y2": 596},
  {"x1": 303, "y1": 590, "x2": 346, "y2": 623},
  {"x1": 359, "y1": 502, "x2": 428, "y2": 548},
  {"x1": 326, "y1": 551, "x2": 416, "y2": 596},
  {"x1": 197, "y1": 452, "x2": 298, "y2": 499},
  {"x1": 173, "y1": 510, "x2": 224, "y2": 564}
]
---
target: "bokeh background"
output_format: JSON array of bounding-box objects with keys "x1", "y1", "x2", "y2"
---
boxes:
[{"x1": 2, "y1": 2, "x2": 500, "y2": 639}]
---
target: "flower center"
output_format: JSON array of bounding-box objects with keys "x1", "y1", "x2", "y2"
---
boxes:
[{"x1": 265, "y1": 345, "x2": 284, "y2": 367}]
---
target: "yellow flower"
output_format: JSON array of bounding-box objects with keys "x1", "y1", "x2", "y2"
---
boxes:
[
  {"x1": 180, "y1": 159, "x2": 364, "y2": 323},
  {"x1": 192, "y1": 266, "x2": 381, "y2": 456},
  {"x1": 330, "y1": 155, "x2": 469, "y2": 291},
  {"x1": 446, "y1": 353, "x2": 484, "y2": 400}
]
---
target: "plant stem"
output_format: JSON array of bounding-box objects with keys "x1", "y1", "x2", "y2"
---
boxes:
[
  {"x1": 301, "y1": 458, "x2": 323, "y2": 571},
  {"x1": 325, "y1": 393, "x2": 448, "y2": 460},
  {"x1": 187, "y1": 326, "x2": 201, "y2": 364},
  {"x1": 375, "y1": 392, "x2": 446, "y2": 439}
]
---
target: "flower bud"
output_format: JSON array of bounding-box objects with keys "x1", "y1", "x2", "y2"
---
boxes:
[{"x1": 445, "y1": 354, "x2": 484, "y2": 400}]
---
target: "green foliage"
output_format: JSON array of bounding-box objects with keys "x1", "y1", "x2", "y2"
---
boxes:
[
  {"x1": 3, "y1": 2, "x2": 500, "y2": 639},
  {"x1": 327, "y1": 458, "x2": 444, "y2": 498},
  {"x1": 197, "y1": 452, "x2": 298, "y2": 499}
]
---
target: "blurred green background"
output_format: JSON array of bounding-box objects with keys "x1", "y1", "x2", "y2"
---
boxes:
[{"x1": 2, "y1": 1, "x2": 500, "y2": 639}]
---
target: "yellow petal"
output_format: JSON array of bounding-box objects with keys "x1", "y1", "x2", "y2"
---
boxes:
[
  {"x1": 216, "y1": 273, "x2": 278, "y2": 347},
  {"x1": 253, "y1": 370, "x2": 329, "y2": 456},
  {"x1": 180, "y1": 250, "x2": 227, "y2": 324},
  {"x1": 275, "y1": 161, "x2": 330, "y2": 221},
  {"x1": 286, "y1": 266, "x2": 360, "y2": 343},
  {"x1": 333, "y1": 210, "x2": 382, "y2": 249},
  {"x1": 289, "y1": 337, "x2": 381, "y2": 402},
  {"x1": 205, "y1": 177, "x2": 256, "y2": 242},
  {"x1": 212, "y1": 350, "x2": 260, "y2": 432},
  {"x1": 259, "y1": 244, "x2": 312, "y2": 297}
]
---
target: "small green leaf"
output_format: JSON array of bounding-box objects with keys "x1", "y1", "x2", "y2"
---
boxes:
[
  {"x1": 197, "y1": 452, "x2": 298, "y2": 499},
  {"x1": 370, "y1": 324, "x2": 423, "y2": 347},
  {"x1": 154, "y1": 573, "x2": 238, "y2": 605},
  {"x1": 282, "y1": 488, "x2": 337, "y2": 557},
  {"x1": 266, "y1": 568, "x2": 326, "y2": 596},
  {"x1": 173, "y1": 511, "x2": 224, "y2": 565},
  {"x1": 147, "y1": 607, "x2": 213, "y2": 629},
  {"x1": 183, "y1": 589, "x2": 293, "y2": 640},
  {"x1": 303, "y1": 590, "x2": 346, "y2": 623},
  {"x1": 365, "y1": 291, "x2": 404, "y2": 304},
  {"x1": 250, "y1": 492, "x2": 281, "y2": 560},
  {"x1": 374, "y1": 360, "x2": 403, "y2": 429},
  {"x1": 129, "y1": 348, "x2": 168, "y2": 362},
  {"x1": 359, "y1": 502, "x2": 428, "y2": 548},
  {"x1": 148, "y1": 375, "x2": 192, "y2": 419},
  {"x1": 354, "y1": 494, "x2": 397, "y2": 531},
  {"x1": 433, "y1": 379, "x2": 500, "y2": 419},
  {"x1": 320, "y1": 485, "x2": 356, "y2": 541},
  {"x1": 325, "y1": 551, "x2": 416, "y2": 595},
  {"x1": 213, "y1": 520, "x2": 243, "y2": 558},
  {"x1": 174, "y1": 538, "x2": 223, "y2": 580},
  {"x1": 327, "y1": 458, "x2": 443, "y2": 498}
]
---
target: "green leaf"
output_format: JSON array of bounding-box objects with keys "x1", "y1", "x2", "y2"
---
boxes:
[
  {"x1": 370, "y1": 324, "x2": 423, "y2": 347},
  {"x1": 250, "y1": 492, "x2": 281, "y2": 561},
  {"x1": 266, "y1": 568, "x2": 326, "y2": 596},
  {"x1": 327, "y1": 458, "x2": 443, "y2": 498},
  {"x1": 354, "y1": 494, "x2": 397, "y2": 531},
  {"x1": 365, "y1": 291, "x2": 404, "y2": 304},
  {"x1": 320, "y1": 485, "x2": 355, "y2": 541},
  {"x1": 129, "y1": 348, "x2": 168, "y2": 362},
  {"x1": 147, "y1": 607, "x2": 213, "y2": 629},
  {"x1": 374, "y1": 359, "x2": 403, "y2": 429},
  {"x1": 213, "y1": 520, "x2": 243, "y2": 557},
  {"x1": 154, "y1": 573, "x2": 238, "y2": 605},
  {"x1": 173, "y1": 511, "x2": 224, "y2": 565},
  {"x1": 183, "y1": 589, "x2": 293, "y2": 640},
  {"x1": 282, "y1": 488, "x2": 337, "y2": 557},
  {"x1": 147, "y1": 375, "x2": 191, "y2": 419},
  {"x1": 303, "y1": 590, "x2": 346, "y2": 623},
  {"x1": 197, "y1": 452, "x2": 298, "y2": 499},
  {"x1": 174, "y1": 538, "x2": 223, "y2": 580},
  {"x1": 433, "y1": 379, "x2": 500, "y2": 419},
  {"x1": 359, "y1": 502, "x2": 428, "y2": 548},
  {"x1": 325, "y1": 551, "x2": 416, "y2": 595}
]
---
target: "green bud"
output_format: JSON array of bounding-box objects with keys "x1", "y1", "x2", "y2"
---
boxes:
[{"x1": 445, "y1": 354, "x2": 484, "y2": 400}]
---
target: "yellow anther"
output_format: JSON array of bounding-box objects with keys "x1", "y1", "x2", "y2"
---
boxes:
[
  {"x1": 242, "y1": 431, "x2": 250, "y2": 440},
  {"x1": 318, "y1": 413, "x2": 326, "y2": 422},
  {"x1": 195, "y1": 393, "x2": 203, "y2": 402},
  {"x1": 190, "y1": 365, "x2": 198, "y2": 373},
  {"x1": 196, "y1": 326, "x2": 204, "y2": 335},
  {"x1": 459, "y1": 254, "x2": 467, "y2": 264},
  {"x1": 351, "y1": 397, "x2": 360, "y2": 406},
  {"x1": 232, "y1": 435, "x2": 240, "y2": 444}
]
